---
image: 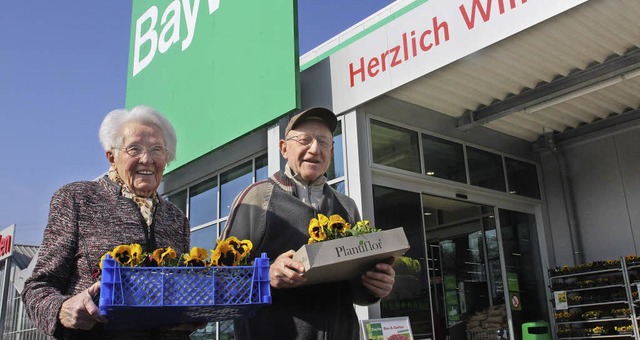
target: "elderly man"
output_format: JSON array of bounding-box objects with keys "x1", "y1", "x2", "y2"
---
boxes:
[{"x1": 221, "y1": 107, "x2": 396, "y2": 340}]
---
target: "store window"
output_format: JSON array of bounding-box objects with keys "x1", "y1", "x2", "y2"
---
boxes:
[
  {"x1": 165, "y1": 153, "x2": 267, "y2": 233},
  {"x1": 370, "y1": 118, "x2": 543, "y2": 201},
  {"x1": 327, "y1": 123, "x2": 344, "y2": 180},
  {"x1": 505, "y1": 157, "x2": 540, "y2": 199},
  {"x1": 373, "y1": 186, "x2": 429, "y2": 338},
  {"x1": 189, "y1": 178, "x2": 218, "y2": 228},
  {"x1": 328, "y1": 122, "x2": 346, "y2": 193},
  {"x1": 190, "y1": 225, "x2": 217, "y2": 250},
  {"x1": 467, "y1": 146, "x2": 506, "y2": 192},
  {"x1": 330, "y1": 181, "x2": 345, "y2": 194},
  {"x1": 255, "y1": 154, "x2": 269, "y2": 181},
  {"x1": 371, "y1": 119, "x2": 421, "y2": 173},
  {"x1": 422, "y1": 134, "x2": 466, "y2": 183},
  {"x1": 167, "y1": 188, "x2": 187, "y2": 214},
  {"x1": 220, "y1": 161, "x2": 253, "y2": 217}
]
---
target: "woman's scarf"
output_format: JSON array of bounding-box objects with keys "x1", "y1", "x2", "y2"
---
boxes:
[{"x1": 108, "y1": 167, "x2": 158, "y2": 227}]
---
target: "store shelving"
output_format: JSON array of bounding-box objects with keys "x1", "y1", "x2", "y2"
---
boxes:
[{"x1": 549, "y1": 258, "x2": 640, "y2": 339}]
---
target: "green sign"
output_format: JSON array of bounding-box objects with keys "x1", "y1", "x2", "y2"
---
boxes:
[
  {"x1": 445, "y1": 290, "x2": 460, "y2": 321},
  {"x1": 443, "y1": 274, "x2": 457, "y2": 290},
  {"x1": 364, "y1": 322, "x2": 384, "y2": 340},
  {"x1": 507, "y1": 272, "x2": 520, "y2": 292},
  {"x1": 126, "y1": 0, "x2": 300, "y2": 171}
]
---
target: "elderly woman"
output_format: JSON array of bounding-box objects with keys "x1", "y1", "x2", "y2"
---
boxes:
[{"x1": 22, "y1": 106, "x2": 196, "y2": 339}]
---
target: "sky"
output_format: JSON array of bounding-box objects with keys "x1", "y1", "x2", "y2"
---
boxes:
[{"x1": 0, "y1": 1, "x2": 396, "y2": 246}]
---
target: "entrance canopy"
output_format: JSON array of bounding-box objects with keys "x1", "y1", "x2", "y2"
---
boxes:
[
  {"x1": 303, "y1": 0, "x2": 640, "y2": 146},
  {"x1": 388, "y1": 0, "x2": 640, "y2": 145}
]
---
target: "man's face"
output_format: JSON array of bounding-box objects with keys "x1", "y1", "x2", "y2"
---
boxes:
[{"x1": 280, "y1": 120, "x2": 334, "y2": 183}]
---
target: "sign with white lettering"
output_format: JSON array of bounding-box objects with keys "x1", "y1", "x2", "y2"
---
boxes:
[
  {"x1": 360, "y1": 317, "x2": 413, "y2": 340},
  {"x1": 328, "y1": 0, "x2": 587, "y2": 113},
  {"x1": 0, "y1": 225, "x2": 15, "y2": 262},
  {"x1": 126, "y1": 0, "x2": 299, "y2": 171}
]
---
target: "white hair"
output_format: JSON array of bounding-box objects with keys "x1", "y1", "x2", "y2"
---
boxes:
[{"x1": 98, "y1": 105, "x2": 177, "y2": 163}]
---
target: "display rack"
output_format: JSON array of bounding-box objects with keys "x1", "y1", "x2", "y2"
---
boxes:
[{"x1": 548, "y1": 257, "x2": 640, "y2": 339}]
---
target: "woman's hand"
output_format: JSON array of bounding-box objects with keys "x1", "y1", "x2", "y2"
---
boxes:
[
  {"x1": 269, "y1": 250, "x2": 307, "y2": 289},
  {"x1": 58, "y1": 282, "x2": 108, "y2": 330},
  {"x1": 361, "y1": 258, "x2": 396, "y2": 298}
]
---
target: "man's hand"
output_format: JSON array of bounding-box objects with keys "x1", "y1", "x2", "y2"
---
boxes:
[
  {"x1": 59, "y1": 281, "x2": 108, "y2": 330},
  {"x1": 269, "y1": 250, "x2": 307, "y2": 289},
  {"x1": 361, "y1": 258, "x2": 396, "y2": 298}
]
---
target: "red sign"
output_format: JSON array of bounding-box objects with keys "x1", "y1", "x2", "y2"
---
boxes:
[{"x1": 0, "y1": 225, "x2": 15, "y2": 261}]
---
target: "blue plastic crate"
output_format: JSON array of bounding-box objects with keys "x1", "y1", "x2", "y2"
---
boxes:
[{"x1": 99, "y1": 252, "x2": 271, "y2": 331}]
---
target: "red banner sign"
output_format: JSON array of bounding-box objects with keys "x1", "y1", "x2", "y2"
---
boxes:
[{"x1": 0, "y1": 225, "x2": 15, "y2": 261}]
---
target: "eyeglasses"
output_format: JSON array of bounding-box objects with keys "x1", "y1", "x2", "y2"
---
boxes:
[
  {"x1": 286, "y1": 133, "x2": 333, "y2": 149},
  {"x1": 119, "y1": 144, "x2": 167, "y2": 159}
]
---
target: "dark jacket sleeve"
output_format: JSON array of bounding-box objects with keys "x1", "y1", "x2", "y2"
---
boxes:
[{"x1": 22, "y1": 187, "x2": 79, "y2": 338}]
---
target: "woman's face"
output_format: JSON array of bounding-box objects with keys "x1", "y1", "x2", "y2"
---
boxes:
[{"x1": 106, "y1": 121, "x2": 167, "y2": 197}]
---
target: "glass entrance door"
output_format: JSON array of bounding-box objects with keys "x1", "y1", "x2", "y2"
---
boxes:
[
  {"x1": 496, "y1": 209, "x2": 547, "y2": 340},
  {"x1": 423, "y1": 195, "x2": 508, "y2": 339},
  {"x1": 424, "y1": 200, "x2": 547, "y2": 340},
  {"x1": 373, "y1": 188, "x2": 547, "y2": 339}
]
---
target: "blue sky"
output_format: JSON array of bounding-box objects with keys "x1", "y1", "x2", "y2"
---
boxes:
[{"x1": 0, "y1": 1, "x2": 395, "y2": 245}]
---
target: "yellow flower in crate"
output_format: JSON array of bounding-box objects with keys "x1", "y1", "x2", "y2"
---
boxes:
[
  {"x1": 555, "y1": 311, "x2": 573, "y2": 321},
  {"x1": 210, "y1": 237, "x2": 253, "y2": 266},
  {"x1": 582, "y1": 310, "x2": 602, "y2": 319},
  {"x1": 210, "y1": 240, "x2": 236, "y2": 266},
  {"x1": 183, "y1": 246, "x2": 209, "y2": 266},
  {"x1": 114, "y1": 244, "x2": 143, "y2": 266},
  {"x1": 590, "y1": 326, "x2": 604, "y2": 335},
  {"x1": 227, "y1": 237, "x2": 253, "y2": 260},
  {"x1": 129, "y1": 244, "x2": 143, "y2": 265},
  {"x1": 625, "y1": 255, "x2": 640, "y2": 263},
  {"x1": 98, "y1": 237, "x2": 256, "y2": 273},
  {"x1": 615, "y1": 325, "x2": 633, "y2": 333},
  {"x1": 611, "y1": 308, "x2": 631, "y2": 317},
  {"x1": 152, "y1": 247, "x2": 177, "y2": 266}
]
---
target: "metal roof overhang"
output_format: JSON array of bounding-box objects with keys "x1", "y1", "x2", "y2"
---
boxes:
[{"x1": 386, "y1": 0, "x2": 640, "y2": 147}]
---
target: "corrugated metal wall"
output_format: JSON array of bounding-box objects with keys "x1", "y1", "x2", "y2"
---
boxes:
[{"x1": 541, "y1": 123, "x2": 640, "y2": 266}]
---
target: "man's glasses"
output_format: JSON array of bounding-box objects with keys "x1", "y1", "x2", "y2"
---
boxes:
[
  {"x1": 286, "y1": 133, "x2": 333, "y2": 149},
  {"x1": 119, "y1": 144, "x2": 167, "y2": 159}
]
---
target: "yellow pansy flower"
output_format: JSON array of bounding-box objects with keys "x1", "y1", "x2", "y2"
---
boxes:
[
  {"x1": 327, "y1": 214, "x2": 351, "y2": 233},
  {"x1": 308, "y1": 217, "x2": 327, "y2": 242},
  {"x1": 152, "y1": 247, "x2": 177, "y2": 266},
  {"x1": 183, "y1": 246, "x2": 209, "y2": 266},
  {"x1": 112, "y1": 245, "x2": 133, "y2": 266},
  {"x1": 129, "y1": 243, "x2": 143, "y2": 266},
  {"x1": 227, "y1": 237, "x2": 253, "y2": 258},
  {"x1": 210, "y1": 239, "x2": 237, "y2": 266}
]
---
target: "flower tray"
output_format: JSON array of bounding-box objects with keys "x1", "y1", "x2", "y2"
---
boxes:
[
  {"x1": 293, "y1": 227, "x2": 410, "y2": 285},
  {"x1": 99, "y1": 253, "x2": 271, "y2": 331}
]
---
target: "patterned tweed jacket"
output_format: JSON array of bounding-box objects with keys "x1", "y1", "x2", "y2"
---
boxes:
[{"x1": 22, "y1": 176, "x2": 190, "y2": 339}]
